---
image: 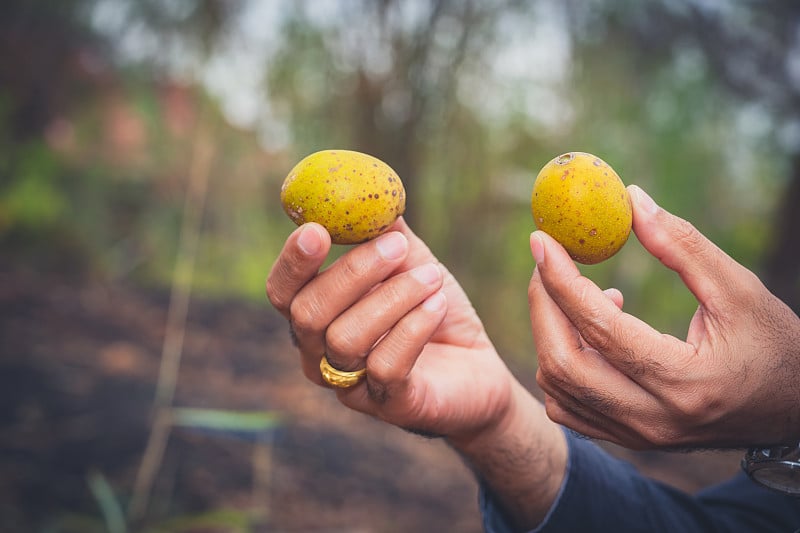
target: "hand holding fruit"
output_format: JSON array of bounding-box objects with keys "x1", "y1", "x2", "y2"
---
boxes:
[
  {"x1": 271, "y1": 150, "x2": 520, "y2": 438},
  {"x1": 267, "y1": 213, "x2": 526, "y2": 438},
  {"x1": 530, "y1": 183, "x2": 800, "y2": 449}
]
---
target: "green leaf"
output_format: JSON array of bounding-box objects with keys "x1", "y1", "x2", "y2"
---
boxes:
[
  {"x1": 86, "y1": 469, "x2": 127, "y2": 533},
  {"x1": 170, "y1": 408, "x2": 283, "y2": 432},
  {"x1": 143, "y1": 508, "x2": 253, "y2": 533}
]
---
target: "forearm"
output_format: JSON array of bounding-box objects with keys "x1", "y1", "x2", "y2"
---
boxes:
[{"x1": 447, "y1": 381, "x2": 567, "y2": 531}]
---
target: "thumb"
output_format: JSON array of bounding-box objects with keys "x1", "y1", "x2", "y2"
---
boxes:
[{"x1": 628, "y1": 184, "x2": 753, "y2": 309}]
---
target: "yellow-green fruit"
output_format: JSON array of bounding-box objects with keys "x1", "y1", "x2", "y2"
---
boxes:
[
  {"x1": 281, "y1": 150, "x2": 406, "y2": 244},
  {"x1": 531, "y1": 152, "x2": 632, "y2": 264}
]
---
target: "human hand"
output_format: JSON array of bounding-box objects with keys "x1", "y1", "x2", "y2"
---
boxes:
[
  {"x1": 267, "y1": 217, "x2": 571, "y2": 529},
  {"x1": 529, "y1": 185, "x2": 800, "y2": 450},
  {"x1": 266, "y1": 217, "x2": 516, "y2": 440}
]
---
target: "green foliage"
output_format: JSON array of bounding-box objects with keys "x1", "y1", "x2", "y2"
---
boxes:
[
  {"x1": 1, "y1": 0, "x2": 791, "y2": 353},
  {"x1": 170, "y1": 408, "x2": 283, "y2": 433},
  {"x1": 1, "y1": 142, "x2": 65, "y2": 219}
]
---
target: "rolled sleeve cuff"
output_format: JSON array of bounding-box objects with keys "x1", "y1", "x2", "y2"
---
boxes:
[
  {"x1": 479, "y1": 427, "x2": 652, "y2": 532},
  {"x1": 479, "y1": 426, "x2": 574, "y2": 533}
]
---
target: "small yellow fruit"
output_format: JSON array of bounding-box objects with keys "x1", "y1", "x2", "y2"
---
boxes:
[
  {"x1": 281, "y1": 150, "x2": 406, "y2": 244},
  {"x1": 531, "y1": 152, "x2": 632, "y2": 264}
]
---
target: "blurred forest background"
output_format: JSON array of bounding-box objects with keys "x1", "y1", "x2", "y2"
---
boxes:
[{"x1": 2, "y1": 0, "x2": 799, "y2": 532}]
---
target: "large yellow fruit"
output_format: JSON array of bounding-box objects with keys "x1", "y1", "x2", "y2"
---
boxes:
[
  {"x1": 281, "y1": 150, "x2": 406, "y2": 244},
  {"x1": 531, "y1": 152, "x2": 631, "y2": 264}
]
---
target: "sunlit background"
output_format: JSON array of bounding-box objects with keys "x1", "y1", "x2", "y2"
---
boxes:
[{"x1": 2, "y1": 1, "x2": 799, "y2": 531}]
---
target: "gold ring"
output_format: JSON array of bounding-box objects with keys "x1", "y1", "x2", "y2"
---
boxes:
[{"x1": 319, "y1": 355, "x2": 366, "y2": 389}]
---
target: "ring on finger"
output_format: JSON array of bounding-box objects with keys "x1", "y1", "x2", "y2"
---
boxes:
[{"x1": 319, "y1": 355, "x2": 366, "y2": 389}]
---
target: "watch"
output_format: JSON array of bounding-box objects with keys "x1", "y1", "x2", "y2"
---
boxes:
[{"x1": 742, "y1": 444, "x2": 800, "y2": 495}]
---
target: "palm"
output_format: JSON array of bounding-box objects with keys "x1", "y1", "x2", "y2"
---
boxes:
[{"x1": 362, "y1": 271, "x2": 513, "y2": 438}]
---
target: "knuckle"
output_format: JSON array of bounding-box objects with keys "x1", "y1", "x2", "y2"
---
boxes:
[
  {"x1": 366, "y1": 351, "x2": 411, "y2": 390},
  {"x1": 545, "y1": 396, "x2": 589, "y2": 429},
  {"x1": 537, "y1": 355, "x2": 567, "y2": 388},
  {"x1": 289, "y1": 296, "x2": 323, "y2": 335},
  {"x1": 543, "y1": 396, "x2": 566, "y2": 424},
  {"x1": 394, "y1": 318, "x2": 427, "y2": 344},
  {"x1": 579, "y1": 310, "x2": 618, "y2": 354},
  {"x1": 672, "y1": 395, "x2": 704, "y2": 421},
  {"x1": 325, "y1": 322, "x2": 360, "y2": 358},
  {"x1": 339, "y1": 252, "x2": 371, "y2": 281},
  {"x1": 575, "y1": 385, "x2": 622, "y2": 417},
  {"x1": 379, "y1": 281, "x2": 405, "y2": 310},
  {"x1": 581, "y1": 321, "x2": 612, "y2": 354},
  {"x1": 639, "y1": 393, "x2": 712, "y2": 448},
  {"x1": 366, "y1": 361, "x2": 390, "y2": 384},
  {"x1": 568, "y1": 279, "x2": 617, "y2": 353},
  {"x1": 535, "y1": 368, "x2": 547, "y2": 389},
  {"x1": 265, "y1": 277, "x2": 287, "y2": 310},
  {"x1": 366, "y1": 379, "x2": 389, "y2": 404},
  {"x1": 670, "y1": 386, "x2": 720, "y2": 426},
  {"x1": 671, "y1": 218, "x2": 706, "y2": 256},
  {"x1": 581, "y1": 314, "x2": 645, "y2": 377}
]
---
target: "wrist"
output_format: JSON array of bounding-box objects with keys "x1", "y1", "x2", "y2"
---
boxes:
[
  {"x1": 447, "y1": 381, "x2": 567, "y2": 530},
  {"x1": 446, "y1": 379, "x2": 531, "y2": 454}
]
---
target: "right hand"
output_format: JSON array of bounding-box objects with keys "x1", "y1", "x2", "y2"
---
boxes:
[
  {"x1": 530, "y1": 185, "x2": 800, "y2": 449},
  {"x1": 265, "y1": 217, "x2": 516, "y2": 441}
]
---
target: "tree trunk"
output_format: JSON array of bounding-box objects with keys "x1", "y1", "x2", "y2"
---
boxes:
[{"x1": 763, "y1": 152, "x2": 800, "y2": 313}]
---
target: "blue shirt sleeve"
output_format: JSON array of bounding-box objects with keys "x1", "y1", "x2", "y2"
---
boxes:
[{"x1": 480, "y1": 428, "x2": 800, "y2": 532}]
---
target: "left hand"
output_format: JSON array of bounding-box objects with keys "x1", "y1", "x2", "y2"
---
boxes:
[{"x1": 529, "y1": 185, "x2": 800, "y2": 450}]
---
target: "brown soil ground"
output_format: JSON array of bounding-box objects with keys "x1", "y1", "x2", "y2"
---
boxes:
[{"x1": 0, "y1": 268, "x2": 742, "y2": 532}]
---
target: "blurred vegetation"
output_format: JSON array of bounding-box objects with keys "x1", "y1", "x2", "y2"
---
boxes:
[
  {"x1": 3, "y1": 0, "x2": 799, "y2": 354},
  {"x1": 3, "y1": 0, "x2": 799, "y2": 358}
]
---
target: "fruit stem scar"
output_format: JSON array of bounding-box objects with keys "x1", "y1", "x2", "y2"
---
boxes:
[{"x1": 556, "y1": 153, "x2": 575, "y2": 165}]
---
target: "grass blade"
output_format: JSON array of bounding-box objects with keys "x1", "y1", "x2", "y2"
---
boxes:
[
  {"x1": 87, "y1": 469, "x2": 127, "y2": 533},
  {"x1": 170, "y1": 408, "x2": 283, "y2": 432}
]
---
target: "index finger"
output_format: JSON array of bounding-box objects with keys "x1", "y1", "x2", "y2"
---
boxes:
[
  {"x1": 529, "y1": 263, "x2": 657, "y2": 438},
  {"x1": 266, "y1": 223, "x2": 331, "y2": 319},
  {"x1": 531, "y1": 230, "x2": 690, "y2": 383}
]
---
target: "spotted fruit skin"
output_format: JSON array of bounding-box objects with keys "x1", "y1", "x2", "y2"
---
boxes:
[
  {"x1": 531, "y1": 152, "x2": 632, "y2": 264},
  {"x1": 281, "y1": 150, "x2": 406, "y2": 245}
]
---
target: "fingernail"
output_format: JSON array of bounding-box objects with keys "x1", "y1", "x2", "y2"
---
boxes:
[
  {"x1": 297, "y1": 225, "x2": 322, "y2": 255},
  {"x1": 632, "y1": 185, "x2": 658, "y2": 215},
  {"x1": 422, "y1": 291, "x2": 446, "y2": 312},
  {"x1": 530, "y1": 232, "x2": 545, "y2": 264},
  {"x1": 410, "y1": 263, "x2": 441, "y2": 285},
  {"x1": 376, "y1": 232, "x2": 407, "y2": 260}
]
